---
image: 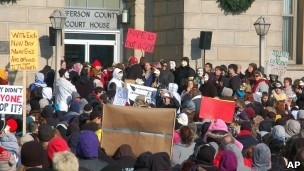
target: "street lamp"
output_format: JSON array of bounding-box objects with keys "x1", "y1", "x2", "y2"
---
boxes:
[
  {"x1": 49, "y1": 9, "x2": 66, "y2": 103},
  {"x1": 253, "y1": 16, "x2": 271, "y2": 74}
]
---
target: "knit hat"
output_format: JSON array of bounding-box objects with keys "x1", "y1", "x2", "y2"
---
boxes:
[
  {"x1": 83, "y1": 61, "x2": 91, "y2": 68},
  {"x1": 177, "y1": 113, "x2": 188, "y2": 125},
  {"x1": 0, "y1": 120, "x2": 6, "y2": 132},
  {"x1": 19, "y1": 133, "x2": 34, "y2": 146},
  {"x1": 38, "y1": 124, "x2": 54, "y2": 142},
  {"x1": 196, "y1": 144, "x2": 216, "y2": 164},
  {"x1": 47, "y1": 137, "x2": 69, "y2": 161},
  {"x1": 39, "y1": 98, "x2": 49, "y2": 109},
  {"x1": 297, "y1": 110, "x2": 304, "y2": 119},
  {"x1": 238, "y1": 110, "x2": 249, "y2": 121},
  {"x1": 21, "y1": 141, "x2": 44, "y2": 167},
  {"x1": 219, "y1": 150, "x2": 238, "y2": 171},
  {"x1": 209, "y1": 119, "x2": 228, "y2": 132},
  {"x1": 6, "y1": 119, "x2": 17, "y2": 133},
  {"x1": 83, "y1": 104, "x2": 93, "y2": 113},
  {"x1": 70, "y1": 101, "x2": 80, "y2": 113},
  {"x1": 42, "y1": 105, "x2": 55, "y2": 118},
  {"x1": 240, "y1": 121, "x2": 252, "y2": 131},
  {"x1": 72, "y1": 92, "x2": 81, "y2": 100},
  {"x1": 90, "y1": 111, "x2": 102, "y2": 121},
  {"x1": 92, "y1": 60, "x2": 102, "y2": 68},
  {"x1": 244, "y1": 107, "x2": 256, "y2": 119},
  {"x1": 30, "y1": 100, "x2": 40, "y2": 111}
]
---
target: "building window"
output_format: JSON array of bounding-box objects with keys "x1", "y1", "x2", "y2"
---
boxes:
[
  {"x1": 65, "y1": 0, "x2": 120, "y2": 9},
  {"x1": 282, "y1": 0, "x2": 295, "y2": 60}
]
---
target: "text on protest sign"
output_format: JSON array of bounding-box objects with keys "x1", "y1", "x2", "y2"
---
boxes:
[
  {"x1": 126, "y1": 83, "x2": 157, "y2": 105},
  {"x1": 125, "y1": 28, "x2": 157, "y2": 53},
  {"x1": 10, "y1": 30, "x2": 39, "y2": 70},
  {"x1": 0, "y1": 85, "x2": 23, "y2": 115},
  {"x1": 113, "y1": 87, "x2": 128, "y2": 106},
  {"x1": 268, "y1": 50, "x2": 289, "y2": 76},
  {"x1": 199, "y1": 96, "x2": 235, "y2": 122}
]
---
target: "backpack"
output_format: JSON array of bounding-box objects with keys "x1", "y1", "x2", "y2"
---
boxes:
[{"x1": 30, "y1": 86, "x2": 43, "y2": 101}]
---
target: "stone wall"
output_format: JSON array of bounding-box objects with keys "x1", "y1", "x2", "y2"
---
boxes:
[
  {"x1": 0, "y1": 0, "x2": 65, "y2": 86},
  {"x1": 182, "y1": 0, "x2": 283, "y2": 73}
]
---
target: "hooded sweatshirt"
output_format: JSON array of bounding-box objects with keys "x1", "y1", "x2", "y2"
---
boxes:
[
  {"x1": 29, "y1": 73, "x2": 47, "y2": 91},
  {"x1": 252, "y1": 143, "x2": 271, "y2": 171},
  {"x1": 108, "y1": 68, "x2": 124, "y2": 90},
  {"x1": 54, "y1": 77, "x2": 77, "y2": 111},
  {"x1": 77, "y1": 130, "x2": 107, "y2": 171},
  {"x1": 224, "y1": 143, "x2": 250, "y2": 171}
]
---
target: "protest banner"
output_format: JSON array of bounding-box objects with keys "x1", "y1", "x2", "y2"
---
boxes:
[
  {"x1": 126, "y1": 83, "x2": 157, "y2": 104},
  {"x1": 0, "y1": 85, "x2": 23, "y2": 115},
  {"x1": 102, "y1": 104, "x2": 175, "y2": 157},
  {"x1": 199, "y1": 96, "x2": 235, "y2": 122},
  {"x1": 112, "y1": 87, "x2": 128, "y2": 106},
  {"x1": 10, "y1": 30, "x2": 39, "y2": 70},
  {"x1": 268, "y1": 50, "x2": 289, "y2": 76},
  {"x1": 124, "y1": 28, "x2": 157, "y2": 53}
]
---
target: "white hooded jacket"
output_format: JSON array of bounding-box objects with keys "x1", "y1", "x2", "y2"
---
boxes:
[
  {"x1": 108, "y1": 68, "x2": 124, "y2": 90},
  {"x1": 55, "y1": 78, "x2": 77, "y2": 111}
]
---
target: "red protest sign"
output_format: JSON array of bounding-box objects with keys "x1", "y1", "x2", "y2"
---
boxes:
[
  {"x1": 199, "y1": 96, "x2": 235, "y2": 123},
  {"x1": 125, "y1": 28, "x2": 157, "y2": 53}
]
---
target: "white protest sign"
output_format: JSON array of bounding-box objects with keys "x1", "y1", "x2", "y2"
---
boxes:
[
  {"x1": 126, "y1": 83, "x2": 157, "y2": 104},
  {"x1": 268, "y1": 50, "x2": 289, "y2": 76},
  {"x1": 0, "y1": 85, "x2": 23, "y2": 115},
  {"x1": 113, "y1": 87, "x2": 128, "y2": 106}
]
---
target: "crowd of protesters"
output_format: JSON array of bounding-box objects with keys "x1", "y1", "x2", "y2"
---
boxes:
[{"x1": 0, "y1": 55, "x2": 304, "y2": 171}]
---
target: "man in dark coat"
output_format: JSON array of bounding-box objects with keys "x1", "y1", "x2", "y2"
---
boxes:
[
  {"x1": 126, "y1": 56, "x2": 144, "y2": 80},
  {"x1": 174, "y1": 57, "x2": 195, "y2": 93},
  {"x1": 235, "y1": 121, "x2": 259, "y2": 155}
]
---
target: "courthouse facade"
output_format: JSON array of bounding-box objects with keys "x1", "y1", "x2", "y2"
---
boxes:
[{"x1": 0, "y1": 0, "x2": 303, "y2": 85}]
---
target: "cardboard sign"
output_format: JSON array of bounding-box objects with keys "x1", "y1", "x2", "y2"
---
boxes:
[
  {"x1": 126, "y1": 83, "x2": 157, "y2": 104},
  {"x1": 124, "y1": 28, "x2": 157, "y2": 53},
  {"x1": 102, "y1": 104, "x2": 175, "y2": 157},
  {"x1": 199, "y1": 96, "x2": 235, "y2": 122},
  {"x1": 113, "y1": 87, "x2": 128, "y2": 106},
  {"x1": 0, "y1": 85, "x2": 23, "y2": 115},
  {"x1": 268, "y1": 50, "x2": 289, "y2": 76},
  {"x1": 9, "y1": 30, "x2": 39, "y2": 70}
]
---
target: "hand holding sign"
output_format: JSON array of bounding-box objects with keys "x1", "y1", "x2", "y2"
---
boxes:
[{"x1": 125, "y1": 28, "x2": 157, "y2": 53}]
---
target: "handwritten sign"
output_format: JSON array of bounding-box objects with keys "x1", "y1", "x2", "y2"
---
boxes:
[
  {"x1": 0, "y1": 85, "x2": 23, "y2": 115},
  {"x1": 199, "y1": 96, "x2": 235, "y2": 122},
  {"x1": 268, "y1": 50, "x2": 289, "y2": 76},
  {"x1": 113, "y1": 87, "x2": 128, "y2": 106},
  {"x1": 126, "y1": 83, "x2": 157, "y2": 105},
  {"x1": 125, "y1": 28, "x2": 157, "y2": 53},
  {"x1": 10, "y1": 30, "x2": 39, "y2": 70}
]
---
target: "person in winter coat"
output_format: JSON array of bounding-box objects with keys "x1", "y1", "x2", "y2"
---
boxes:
[
  {"x1": 107, "y1": 68, "x2": 124, "y2": 90},
  {"x1": 159, "y1": 60, "x2": 174, "y2": 86},
  {"x1": 251, "y1": 143, "x2": 272, "y2": 171},
  {"x1": 55, "y1": 69, "x2": 77, "y2": 112},
  {"x1": 224, "y1": 143, "x2": 251, "y2": 171},
  {"x1": 235, "y1": 122, "x2": 259, "y2": 155},
  {"x1": 29, "y1": 72, "x2": 47, "y2": 91},
  {"x1": 172, "y1": 126, "x2": 196, "y2": 168},
  {"x1": 77, "y1": 130, "x2": 108, "y2": 170},
  {"x1": 126, "y1": 56, "x2": 144, "y2": 80},
  {"x1": 112, "y1": 144, "x2": 136, "y2": 170},
  {"x1": 175, "y1": 57, "x2": 196, "y2": 93},
  {"x1": 75, "y1": 68, "x2": 94, "y2": 99},
  {"x1": 252, "y1": 71, "x2": 269, "y2": 102},
  {"x1": 142, "y1": 62, "x2": 155, "y2": 87}
]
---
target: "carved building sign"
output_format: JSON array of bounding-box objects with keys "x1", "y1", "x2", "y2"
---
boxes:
[{"x1": 64, "y1": 8, "x2": 120, "y2": 30}]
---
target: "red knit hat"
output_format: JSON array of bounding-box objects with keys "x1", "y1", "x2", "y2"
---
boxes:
[
  {"x1": 47, "y1": 137, "x2": 69, "y2": 161},
  {"x1": 92, "y1": 60, "x2": 102, "y2": 68},
  {"x1": 6, "y1": 119, "x2": 17, "y2": 133},
  {"x1": 129, "y1": 56, "x2": 138, "y2": 64}
]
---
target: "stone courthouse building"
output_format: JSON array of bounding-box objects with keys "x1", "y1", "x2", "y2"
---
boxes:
[{"x1": 0, "y1": 0, "x2": 303, "y2": 85}]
